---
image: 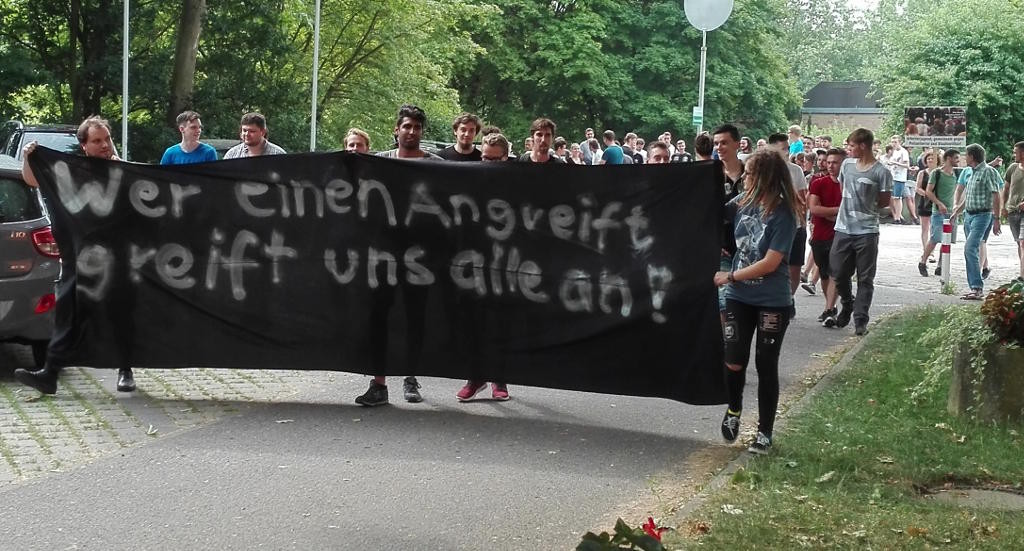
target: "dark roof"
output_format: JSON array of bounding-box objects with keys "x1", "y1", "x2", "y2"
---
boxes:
[{"x1": 803, "y1": 81, "x2": 882, "y2": 110}]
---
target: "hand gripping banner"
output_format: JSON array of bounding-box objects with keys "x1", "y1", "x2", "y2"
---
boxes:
[{"x1": 30, "y1": 149, "x2": 726, "y2": 404}]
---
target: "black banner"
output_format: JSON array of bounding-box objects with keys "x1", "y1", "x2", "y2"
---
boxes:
[{"x1": 31, "y1": 149, "x2": 725, "y2": 404}]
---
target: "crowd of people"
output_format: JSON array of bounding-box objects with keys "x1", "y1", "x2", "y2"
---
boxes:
[{"x1": 12, "y1": 104, "x2": 1024, "y2": 457}]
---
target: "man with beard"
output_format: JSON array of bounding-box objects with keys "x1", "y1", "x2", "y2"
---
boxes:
[
  {"x1": 518, "y1": 118, "x2": 564, "y2": 163},
  {"x1": 16, "y1": 117, "x2": 139, "y2": 394}
]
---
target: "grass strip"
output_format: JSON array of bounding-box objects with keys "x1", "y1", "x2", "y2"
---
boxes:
[{"x1": 670, "y1": 308, "x2": 1024, "y2": 550}]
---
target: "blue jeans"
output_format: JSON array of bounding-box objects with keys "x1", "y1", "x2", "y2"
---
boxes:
[
  {"x1": 964, "y1": 212, "x2": 993, "y2": 291},
  {"x1": 929, "y1": 212, "x2": 950, "y2": 244}
]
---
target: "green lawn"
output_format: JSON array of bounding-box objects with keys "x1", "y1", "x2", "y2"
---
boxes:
[{"x1": 670, "y1": 308, "x2": 1024, "y2": 550}]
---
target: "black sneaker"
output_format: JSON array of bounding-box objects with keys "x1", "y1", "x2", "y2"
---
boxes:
[
  {"x1": 854, "y1": 322, "x2": 869, "y2": 336},
  {"x1": 403, "y1": 377, "x2": 423, "y2": 403},
  {"x1": 748, "y1": 432, "x2": 772, "y2": 455},
  {"x1": 835, "y1": 304, "x2": 853, "y2": 328},
  {"x1": 801, "y1": 282, "x2": 816, "y2": 295},
  {"x1": 982, "y1": 267, "x2": 991, "y2": 279},
  {"x1": 355, "y1": 381, "x2": 389, "y2": 406},
  {"x1": 721, "y1": 410, "x2": 741, "y2": 443},
  {"x1": 918, "y1": 262, "x2": 928, "y2": 277},
  {"x1": 934, "y1": 265, "x2": 941, "y2": 276},
  {"x1": 817, "y1": 307, "x2": 836, "y2": 323}
]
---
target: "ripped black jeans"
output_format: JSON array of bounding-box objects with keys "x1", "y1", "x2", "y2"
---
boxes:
[{"x1": 722, "y1": 299, "x2": 791, "y2": 437}]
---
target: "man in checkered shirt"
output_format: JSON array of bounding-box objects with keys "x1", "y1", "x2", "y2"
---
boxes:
[{"x1": 951, "y1": 144, "x2": 1002, "y2": 299}]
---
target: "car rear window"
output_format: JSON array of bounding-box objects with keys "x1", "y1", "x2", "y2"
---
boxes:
[
  {"x1": 0, "y1": 178, "x2": 44, "y2": 222},
  {"x1": 26, "y1": 132, "x2": 80, "y2": 156}
]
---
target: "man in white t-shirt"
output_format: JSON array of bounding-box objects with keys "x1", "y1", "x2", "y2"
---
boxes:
[{"x1": 885, "y1": 135, "x2": 914, "y2": 224}]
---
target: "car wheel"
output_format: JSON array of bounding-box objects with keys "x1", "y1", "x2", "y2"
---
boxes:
[{"x1": 31, "y1": 341, "x2": 48, "y2": 368}]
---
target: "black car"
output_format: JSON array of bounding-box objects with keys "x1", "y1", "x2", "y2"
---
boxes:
[
  {"x1": 0, "y1": 120, "x2": 80, "y2": 161},
  {"x1": 0, "y1": 155, "x2": 60, "y2": 366}
]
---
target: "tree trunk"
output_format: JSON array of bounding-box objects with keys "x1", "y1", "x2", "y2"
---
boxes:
[{"x1": 167, "y1": 0, "x2": 206, "y2": 127}]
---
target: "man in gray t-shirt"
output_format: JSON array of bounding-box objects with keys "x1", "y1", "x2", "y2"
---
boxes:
[
  {"x1": 835, "y1": 156, "x2": 893, "y2": 235},
  {"x1": 826, "y1": 129, "x2": 893, "y2": 336}
]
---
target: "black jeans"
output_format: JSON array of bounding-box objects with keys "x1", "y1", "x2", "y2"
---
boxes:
[{"x1": 723, "y1": 299, "x2": 791, "y2": 436}]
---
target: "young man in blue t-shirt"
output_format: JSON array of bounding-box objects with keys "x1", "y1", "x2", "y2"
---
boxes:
[{"x1": 160, "y1": 110, "x2": 218, "y2": 165}]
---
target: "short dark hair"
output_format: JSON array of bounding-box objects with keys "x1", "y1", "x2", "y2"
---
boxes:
[
  {"x1": 825, "y1": 147, "x2": 846, "y2": 158},
  {"x1": 395, "y1": 104, "x2": 426, "y2": 127},
  {"x1": 451, "y1": 112, "x2": 481, "y2": 132},
  {"x1": 240, "y1": 112, "x2": 267, "y2": 130},
  {"x1": 603, "y1": 130, "x2": 615, "y2": 141},
  {"x1": 77, "y1": 116, "x2": 112, "y2": 143},
  {"x1": 694, "y1": 132, "x2": 713, "y2": 157},
  {"x1": 530, "y1": 118, "x2": 556, "y2": 136},
  {"x1": 712, "y1": 124, "x2": 740, "y2": 142},
  {"x1": 943, "y1": 148, "x2": 959, "y2": 161},
  {"x1": 847, "y1": 128, "x2": 874, "y2": 148},
  {"x1": 767, "y1": 132, "x2": 788, "y2": 145},
  {"x1": 1014, "y1": 141, "x2": 1024, "y2": 152},
  {"x1": 965, "y1": 143, "x2": 985, "y2": 163},
  {"x1": 480, "y1": 125, "x2": 502, "y2": 137},
  {"x1": 553, "y1": 137, "x2": 567, "y2": 150},
  {"x1": 176, "y1": 110, "x2": 201, "y2": 127}
]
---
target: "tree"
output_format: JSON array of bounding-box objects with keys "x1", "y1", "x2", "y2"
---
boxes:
[
  {"x1": 168, "y1": 0, "x2": 207, "y2": 126},
  {"x1": 867, "y1": 0, "x2": 1024, "y2": 159},
  {"x1": 450, "y1": 0, "x2": 801, "y2": 143},
  {"x1": 0, "y1": 0, "x2": 122, "y2": 121},
  {"x1": 778, "y1": 0, "x2": 874, "y2": 93}
]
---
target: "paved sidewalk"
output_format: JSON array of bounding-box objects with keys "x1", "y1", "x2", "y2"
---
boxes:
[
  {"x1": 0, "y1": 343, "x2": 317, "y2": 483},
  {"x1": 869, "y1": 222, "x2": 1021, "y2": 295}
]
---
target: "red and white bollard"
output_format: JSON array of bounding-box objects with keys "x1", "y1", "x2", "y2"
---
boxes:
[{"x1": 940, "y1": 219, "x2": 952, "y2": 286}]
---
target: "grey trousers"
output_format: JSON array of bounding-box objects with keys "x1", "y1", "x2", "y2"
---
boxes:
[{"x1": 829, "y1": 231, "x2": 879, "y2": 324}]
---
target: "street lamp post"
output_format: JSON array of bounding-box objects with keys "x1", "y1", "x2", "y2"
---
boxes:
[
  {"x1": 310, "y1": 0, "x2": 321, "y2": 152},
  {"x1": 683, "y1": 0, "x2": 734, "y2": 134}
]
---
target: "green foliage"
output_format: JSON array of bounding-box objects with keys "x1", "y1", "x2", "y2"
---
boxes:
[
  {"x1": 779, "y1": 0, "x2": 875, "y2": 93},
  {"x1": 0, "y1": 0, "x2": 476, "y2": 161},
  {"x1": 914, "y1": 305, "x2": 994, "y2": 401},
  {"x1": 673, "y1": 309, "x2": 1024, "y2": 550},
  {"x1": 577, "y1": 518, "x2": 668, "y2": 551},
  {"x1": 980, "y1": 279, "x2": 1024, "y2": 345},
  {"x1": 451, "y1": 0, "x2": 800, "y2": 143},
  {"x1": 868, "y1": 0, "x2": 1024, "y2": 160}
]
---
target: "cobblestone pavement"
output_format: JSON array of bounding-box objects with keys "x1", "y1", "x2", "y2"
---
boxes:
[
  {"x1": 0, "y1": 223, "x2": 1019, "y2": 487},
  {"x1": 0, "y1": 343, "x2": 324, "y2": 484}
]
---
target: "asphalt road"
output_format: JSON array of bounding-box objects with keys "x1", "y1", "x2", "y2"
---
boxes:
[{"x1": 0, "y1": 224, "x2": 1017, "y2": 550}]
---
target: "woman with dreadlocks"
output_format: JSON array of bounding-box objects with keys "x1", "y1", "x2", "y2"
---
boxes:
[{"x1": 713, "y1": 149, "x2": 800, "y2": 455}]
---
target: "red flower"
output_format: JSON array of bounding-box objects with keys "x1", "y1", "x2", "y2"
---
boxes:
[{"x1": 642, "y1": 516, "x2": 668, "y2": 541}]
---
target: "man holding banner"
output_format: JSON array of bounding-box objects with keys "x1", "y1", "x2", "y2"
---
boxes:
[
  {"x1": 15, "y1": 116, "x2": 138, "y2": 394},
  {"x1": 357, "y1": 104, "x2": 441, "y2": 406}
]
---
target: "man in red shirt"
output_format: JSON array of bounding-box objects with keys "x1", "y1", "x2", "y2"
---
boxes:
[{"x1": 807, "y1": 148, "x2": 846, "y2": 327}]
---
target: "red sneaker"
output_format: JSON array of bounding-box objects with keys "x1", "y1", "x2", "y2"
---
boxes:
[
  {"x1": 456, "y1": 381, "x2": 487, "y2": 402},
  {"x1": 491, "y1": 383, "x2": 510, "y2": 401}
]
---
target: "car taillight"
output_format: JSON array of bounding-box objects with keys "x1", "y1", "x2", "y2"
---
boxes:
[
  {"x1": 35, "y1": 293, "x2": 56, "y2": 314},
  {"x1": 31, "y1": 227, "x2": 60, "y2": 257}
]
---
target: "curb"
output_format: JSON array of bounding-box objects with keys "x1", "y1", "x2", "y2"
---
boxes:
[{"x1": 669, "y1": 329, "x2": 874, "y2": 524}]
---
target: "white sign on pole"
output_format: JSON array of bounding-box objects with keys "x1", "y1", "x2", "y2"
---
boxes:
[{"x1": 683, "y1": 0, "x2": 734, "y2": 32}]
